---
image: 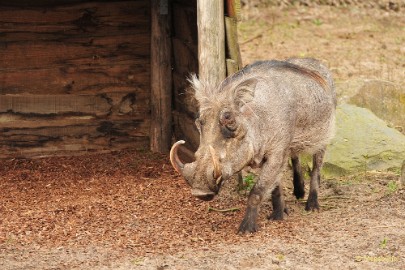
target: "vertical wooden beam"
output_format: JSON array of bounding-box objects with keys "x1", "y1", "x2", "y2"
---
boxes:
[
  {"x1": 225, "y1": 0, "x2": 243, "y2": 76},
  {"x1": 226, "y1": 0, "x2": 242, "y2": 20},
  {"x1": 197, "y1": 0, "x2": 226, "y2": 86},
  {"x1": 151, "y1": 0, "x2": 172, "y2": 153}
]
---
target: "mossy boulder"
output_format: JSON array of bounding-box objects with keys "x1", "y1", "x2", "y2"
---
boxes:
[
  {"x1": 349, "y1": 80, "x2": 405, "y2": 135},
  {"x1": 323, "y1": 103, "x2": 405, "y2": 177}
]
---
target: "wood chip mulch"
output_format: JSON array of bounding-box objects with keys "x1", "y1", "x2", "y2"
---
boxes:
[{"x1": 0, "y1": 150, "x2": 302, "y2": 257}]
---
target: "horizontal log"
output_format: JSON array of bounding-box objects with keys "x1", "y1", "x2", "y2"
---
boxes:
[
  {"x1": 0, "y1": 114, "x2": 148, "y2": 129},
  {"x1": 0, "y1": 92, "x2": 150, "y2": 116},
  {"x1": 0, "y1": 1, "x2": 149, "y2": 34},
  {"x1": 0, "y1": 136, "x2": 150, "y2": 159},
  {"x1": 0, "y1": 118, "x2": 150, "y2": 158},
  {"x1": 0, "y1": 118, "x2": 150, "y2": 140},
  {"x1": 0, "y1": 34, "x2": 149, "y2": 70},
  {"x1": 0, "y1": 63, "x2": 150, "y2": 95}
]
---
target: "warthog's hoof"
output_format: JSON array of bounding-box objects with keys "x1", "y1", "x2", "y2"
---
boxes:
[
  {"x1": 238, "y1": 206, "x2": 259, "y2": 233},
  {"x1": 267, "y1": 207, "x2": 288, "y2": 220},
  {"x1": 305, "y1": 191, "x2": 320, "y2": 211},
  {"x1": 293, "y1": 185, "x2": 305, "y2": 199},
  {"x1": 238, "y1": 219, "x2": 258, "y2": 233}
]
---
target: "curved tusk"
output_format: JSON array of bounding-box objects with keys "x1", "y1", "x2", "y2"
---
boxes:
[
  {"x1": 170, "y1": 140, "x2": 186, "y2": 174},
  {"x1": 215, "y1": 176, "x2": 222, "y2": 186},
  {"x1": 209, "y1": 145, "x2": 222, "y2": 182}
]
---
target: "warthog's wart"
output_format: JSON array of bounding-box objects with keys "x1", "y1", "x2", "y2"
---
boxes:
[{"x1": 171, "y1": 58, "x2": 336, "y2": 233}]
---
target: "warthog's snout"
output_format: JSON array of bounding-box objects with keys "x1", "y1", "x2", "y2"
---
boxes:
[
  {"x1": 170, "y1": 140, "x2": 223, "y2": 198},
  {"x1": 191, "y1": 189, "x2": 215, "y2": 201}
]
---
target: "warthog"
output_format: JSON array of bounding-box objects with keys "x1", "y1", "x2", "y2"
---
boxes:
[{"x1": 170, "y1": 58, "x2": 336, "y2": 233}]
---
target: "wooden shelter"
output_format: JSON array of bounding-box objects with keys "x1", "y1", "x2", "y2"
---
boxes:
[{"x1": 0, "y1": 0, "x2": 242, "y2": 158}]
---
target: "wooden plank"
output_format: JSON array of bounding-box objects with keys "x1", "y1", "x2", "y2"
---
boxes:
[
  {"x1": 0, "y1": 1, "x2": 97, "y2": 7},
  {"x1": 150, "y1": 0, "x2": 172, "y2": 153},
  {"x1": 0, "y1": 118, "x2": 150, "y2": 158},
  {"x1": 0, "y1": 94, "x2": 109, "y2": 116},
  {"x1": 0, "y1": 119, "x2": 150, "y2": 140},
  {"x1": 225, "y1": 16, "x2": 243, "y2": 72},
  {"x1": 226, "y1": 59, "x2": 239, "y2": 76},
  {"x1": 197, "y1": 0, "x2": 226, "y2": 87},
  {"x1": 0, "y1": 34, "x2": 150, "y2": 70},
  {"x1": 0, "y1": 114, "x2": 149, "y2": 129},
  {"x1": 0, "y1": 63, "x2": 150, "y2": 95},
  {"x1": 0, "y1": 92, "x2": 150, "y2": 116},
  {"x1": 0, "y1": 1, "x2": 149, "y2": 34},
  {"x1": 0, "y1": 137, "x2": 150, "y2": 159}
]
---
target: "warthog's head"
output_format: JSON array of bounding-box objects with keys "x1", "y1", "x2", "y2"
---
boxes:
[{"x1": 170, "y1": 74, "x2": 259, "y2": 201}]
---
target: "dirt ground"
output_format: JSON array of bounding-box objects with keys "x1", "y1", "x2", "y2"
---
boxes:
[{"x1": 1, "y1": 3, "x2": 405, "y2": 270}]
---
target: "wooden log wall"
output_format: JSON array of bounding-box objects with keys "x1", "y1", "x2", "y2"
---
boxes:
[{"x1": 0, "y1": 0, "x2": 151, "y2": 158}]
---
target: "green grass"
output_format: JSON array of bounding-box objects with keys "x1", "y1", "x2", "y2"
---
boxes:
[
  {"x1": 386, "y1": 180, "x2": 398, "y2": 194},
  {"x1": 312, "y1": 18, "x2": 323, "y2": 26},
  {"x1": 239, "y1": 173, "x2": 256, "y2": 193},
  {"x1": 380, "y1": 237, "x2": 388, "y2": 249}
]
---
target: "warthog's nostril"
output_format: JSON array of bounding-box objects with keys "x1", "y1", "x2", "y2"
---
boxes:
[
  {"x1": 196, "y1": 194, "x2": 215, "y2": 201},
  {"x1": 192, "y1": 189, "x2": 215, "y2": 201}
]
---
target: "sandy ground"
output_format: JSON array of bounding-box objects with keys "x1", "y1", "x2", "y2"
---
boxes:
[{"x1": 1, "y1": 3, "x2": 405, "y2": 270}]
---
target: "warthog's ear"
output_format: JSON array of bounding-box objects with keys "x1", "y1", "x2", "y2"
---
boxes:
[{"x1": 233, "y1": 78, "x2": 258, "y2": 109}]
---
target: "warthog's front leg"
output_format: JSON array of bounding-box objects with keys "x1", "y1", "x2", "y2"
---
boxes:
[
  {"x1": 238, "y1": 184, "x2": 263, "y2": 233},
  {"x1": 238, "y1": 155, "x2": 287, "y2": 233},
  {"x1": 305, "y1": 148, "x2": 326, "y2": 211}
]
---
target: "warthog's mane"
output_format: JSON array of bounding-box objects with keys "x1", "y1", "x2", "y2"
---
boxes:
[
  {"x1": 188, "y1": 59, "x2": 329, "y2": 111},
  {"x1": 221, "y1": 60, "x2": 328, "y2": 91}
]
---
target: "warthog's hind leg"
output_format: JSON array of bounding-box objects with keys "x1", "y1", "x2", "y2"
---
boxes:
[
  {"x1": 291, "y1": 156, "x2": 305, "y2": 199},
  {"x1": 268, "y1": 183, "x2": 288, "y2": 220},
  {"x1": 305, "y1": 148, "x2": 326, "y2": 211}
]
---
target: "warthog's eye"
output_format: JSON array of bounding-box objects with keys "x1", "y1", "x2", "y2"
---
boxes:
[
  {"x1": 221, "y1": 126, "x2": 236, "y2": 138},
  {"x1": 219, "y1": 110, "x2": 238, "y2": 138}
]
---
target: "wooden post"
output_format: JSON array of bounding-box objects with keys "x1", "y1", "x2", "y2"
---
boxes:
[
  {"x1": 197, "y1": 0, "x2": 226, "y2": 86},
  {"x1": 225, "y1": 0, "x2": 242, "y2": 76},
  {"x1": 151, "y1": 0, "x2": 172, "y2": 153}
]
